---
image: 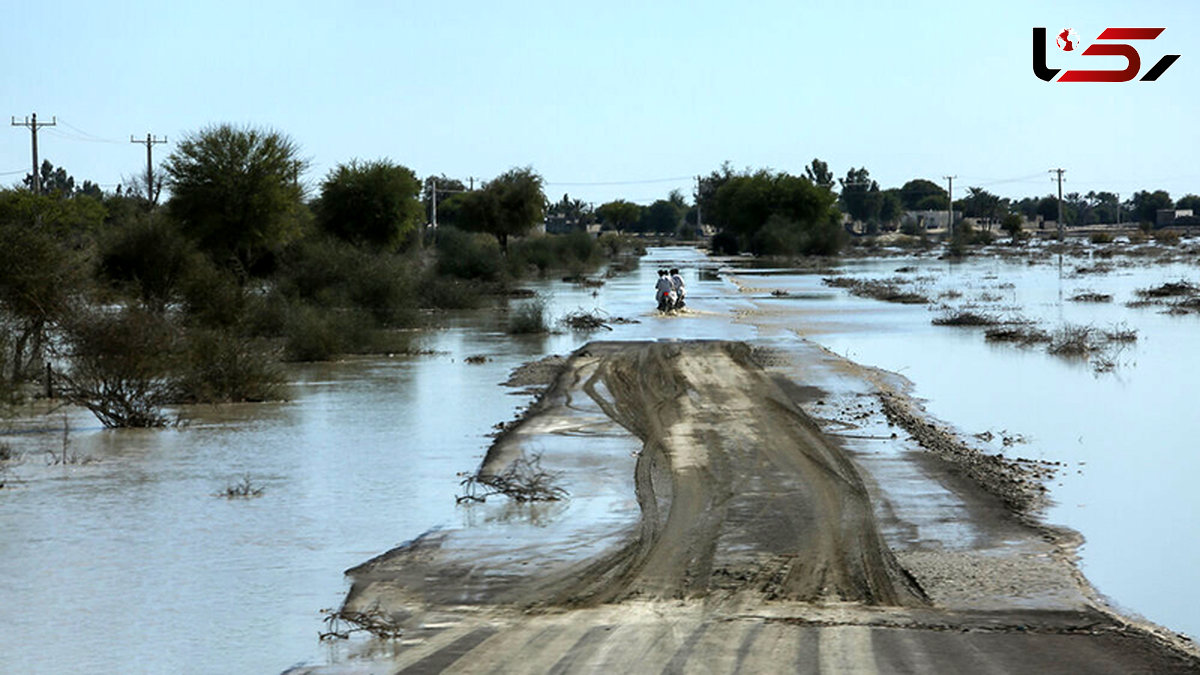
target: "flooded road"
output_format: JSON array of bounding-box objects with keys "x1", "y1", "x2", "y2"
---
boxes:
[
  {"x1": 1, "y1": 244, "x2": 1197, "y2": 673},
  {"x1": 730, "y1": 246, "x2": 1200, "y2": 641}
]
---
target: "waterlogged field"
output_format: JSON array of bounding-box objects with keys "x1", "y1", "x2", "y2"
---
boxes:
[
  {"x1": 1, "y1": 245, "x2": 1197, "y2": 673},
  {"x1": 730, "y1": 243, "x2": 1200, "y2": 640}
]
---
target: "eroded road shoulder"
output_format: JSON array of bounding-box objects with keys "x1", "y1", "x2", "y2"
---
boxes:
[{"x1": 326, "y1": 341, "x2": 1200, "y2": 675}]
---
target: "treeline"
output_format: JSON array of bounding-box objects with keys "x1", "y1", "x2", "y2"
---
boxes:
[
  {"x1": 0, "y1": 123, "x2": 637, "y2": 426},
  {"x1": 575, "y1": 159, "x2": 1199, "y2": 256}
]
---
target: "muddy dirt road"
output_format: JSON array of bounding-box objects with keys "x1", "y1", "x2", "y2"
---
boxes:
[{"x1": 325, "y1": 341, "x2": 1198, "y2": 674}]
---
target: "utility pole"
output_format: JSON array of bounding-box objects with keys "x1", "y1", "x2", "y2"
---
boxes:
[
  {"x1": 1050, "y1": 168, "x2": 1066, "y2": 239},
  {"x1": 943, "y1": 175, "x2": 956, "y2": 236},
  {"x1": 468, "y1": 176, "x2": 475, "y2": 191},
  {"x1": 131, "y1": 133, "x2": 167, "y2": 202},
  {"x1": 1116, "y1": 192, "x2": 1121, "y2": 227},
  {"x1": 430, "y1": 177, "x2": 438, "y2": 229},
  {"x1": 11, "y1": 112, "x2": 56, "y2": 194},
  {"x1": 695, "y1": 175, "x2": 702, "y2": 231}
]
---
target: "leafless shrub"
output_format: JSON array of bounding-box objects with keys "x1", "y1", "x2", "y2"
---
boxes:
[
  {"x1": 219, "y1": 474, "x2": 264, "y2": 499},
  {"x1": 464, "y1": 354, "x2": 489, "y2": 364},
  {"x1": 319, "y1": 606, "x2": 404, "y2": 641},
  {"x1": 58, "y1": 308, "x2": 178, "y2": 428},
  {"x1": 1102, "y1": 323, "x2": 1138, "y2": 342},
  {"x1": 457, "y1": 451, "x2": 568, "y2": 503},
  {"x1": 560, "y1": 309, "x2": 614, "y2": 332},
  {"x1": 932, "y1": 310, "x2": 1000, "y2": 326},
  {"x1": 1069, "y1": 292, "x2": 1113, "y2": 303},
  {"x1": 1047, "y1": 324, "x2": 1097, "y2": 356},
  {"x1": 1135, "y1": 280, "x2": 1198, "y2": 298},
  {"x1": 985, "y1": 325, "x2": 1051, "y2": 344},
  {"x1": 822, "y1": 277, "x2": 929, "y2": 304}
]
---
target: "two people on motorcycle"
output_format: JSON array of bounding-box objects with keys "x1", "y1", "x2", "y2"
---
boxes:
[{"x1": 655, "y1": 268, "x2": 686, "y2": 312}]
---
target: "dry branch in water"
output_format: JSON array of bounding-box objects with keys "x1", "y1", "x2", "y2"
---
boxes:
[{"x1": 457, "y1": 451, "x2": 568, "y2": 504}]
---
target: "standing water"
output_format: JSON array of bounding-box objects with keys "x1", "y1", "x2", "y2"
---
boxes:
[{"x1": 1, "y1": 246, "x2": 1196, "y2": 673}]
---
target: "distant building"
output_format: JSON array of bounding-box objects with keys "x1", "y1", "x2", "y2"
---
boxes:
[
  {"x1": 904, "y1": 210, "x2": 952, "y2": 231},
  {"x1": 1157, "y1": 208, "x2": 1198, "y2": 228}
]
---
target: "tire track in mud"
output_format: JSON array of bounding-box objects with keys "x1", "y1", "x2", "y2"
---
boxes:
[{"x1": 520, "y1": 340, "x2": 926, "y2": 607}]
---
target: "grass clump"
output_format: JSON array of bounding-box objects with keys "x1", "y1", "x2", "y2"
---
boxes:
[
  {"x1": 507, "y1": 295, "x2": 549, "y2": 334},
  {"x1": 932, "y1": 310, "x2": 1000, "y2": 326}
]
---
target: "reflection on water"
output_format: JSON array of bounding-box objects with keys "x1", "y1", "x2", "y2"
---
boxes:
[
  {"x1": 0, "y1": 248, "x2": 739, "y2": 674},
  {"x1": 2, "y1": 246, "x2": 1195, "y2": 673}
]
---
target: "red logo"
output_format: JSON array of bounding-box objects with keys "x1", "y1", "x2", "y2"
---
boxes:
[
  {"x1": 1033, "y1": 27, "x2": 1180, "y2": 82},
  {"x1": 1056, "y1": 28, "x2": 1079, "y2": 51}
]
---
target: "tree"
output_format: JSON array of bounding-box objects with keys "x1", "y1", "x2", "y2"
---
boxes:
[
  {"x1": 163, "y1": 124, "x2": 308, "y2": 275},
  {"x1": 839, "y1": 167, "x2": 882, "y2": 225},
  {"x1": 99, "y1": 214, "x2": 197, "y2": 313},
  {"x1": 710, "y1": 169, "x2": 843, "y2": 255},
  {"x1": 1001, "y1": 213, "x2": 1024, "y2": 242},
  {"x1": 422, "y1": 174, "x2": 468, "y2": 224},
  {"x1": 961, "y1": 187, "x2": 1002, "y2": 226},
  {"x1": 804, "y1": 158, "x2": 835, "y2": 192},
  {"x1": 1036, "y1": 196, "x2": 1059, "y2": 222},
  {"x1": 316, "y1": 159, "x2": 422, "y2": 248},
  {"x1": 24, "y1": 160, "x2": 76, "y2": 196},
  {"x1": 0, "y1": 190, "x2": 104, "y2": 385},
  {"x1": 1128, "y1": 190, "x2": 1173, "y2": 226},
  {"x1": 639, "y1": 199, "x2": 682, "y2": 235},
  {"x1": 596, "y1": 200, "x2": 642, "y2": 231},
  {"x1": 899, "y1": 179, "x2": 947, "y2": 211},
  {"x1": 879, "y1": 190, "x2": 903, "y2": 228},
  {"x1": 1173, "y1": 194, "x2": 1200, "y2": 213},
  {"x1": 546, "y1": 193, "x2": 595, "y2": 233},
  {"x1": 456, "y1": 166, "x2": 545, "y2": 252}
]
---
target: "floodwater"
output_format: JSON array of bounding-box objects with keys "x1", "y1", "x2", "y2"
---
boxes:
[
  {"x1": 728, "y1": 245, "x2": 1200, "y2": 640},
  {"x1": 0, "y1": 244, "x2": 1196, "y2": 673}
]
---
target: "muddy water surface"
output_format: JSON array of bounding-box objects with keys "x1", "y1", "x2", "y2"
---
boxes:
[
  {"x1": 732, "y1": 247, "x2": 1200, "y2": 640},
  {"x1": 2, "y1": 245, "x2": 1196, "y2": 673}
]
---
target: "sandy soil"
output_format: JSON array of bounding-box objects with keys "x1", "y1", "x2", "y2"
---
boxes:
[{"x1": 323, "y1": 340, "x2": 1200, "y2": 674}]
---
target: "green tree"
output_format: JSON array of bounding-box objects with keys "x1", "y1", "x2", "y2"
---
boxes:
[
  {"x1": 99, "y1": 214, "x2": 197, "y2": 313},
  {"x1": 961, "y1": 187, "x2": 1003, "y2": 226},
  {"x1": 1001, "y1": 213, "x2": 1024, "y2": 242},
  {"x1": 456, "y1": 167, "x2": 545, "y2": 252},
  {"x1": 423, "y1": 174, "x2": 468, "y2": 224},
  {"x1": 879, "y1": 190, "x2": 903, "y2": 228},
  {"x1": 1036, "y1": 196, "x2": 1059, "y2": 222},
  {"x1": 23, "y1": 160, "x2": 76, "y2": 196},
  {"x1": 711, "y1": 169, "x2": 843, "y2": 255},
  {"x1": 1173, "y1": 194, "x2": 1200, "y2": 213},
  {"x1": 164, "y1": 124, "x2": 308, "y2": 276},
  {"x1": 1128, "y1": 190, "x2": 1173, "y2": 226},
  {"x1": 639, "y1": 199, "x2": 682, "y2": 234},
  {"x1": 596, "y1": 199, "x2": 643, "y2": 231},
  {"x1": 316, "y1": 159, "x2": 422, "y2": 248},
  {"x1": 804, "y1": 158, "x2": 835, "y2": 192},
  {"x1": 838, "y1": 167, "x2": 882, "y2": 225},
  {"x1": 899, "y1": 179, "x2": 948, "y2": 211},
  {"x1": 0, "y1": 190, "x2": 104, "y2": 384}
]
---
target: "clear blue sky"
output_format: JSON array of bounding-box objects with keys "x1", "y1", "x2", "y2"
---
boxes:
[{"x1": 3, "y1": 0, "x2": 1196, "y2": 206}]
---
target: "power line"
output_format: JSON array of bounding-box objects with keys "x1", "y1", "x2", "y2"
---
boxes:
[
  {"x1": 10, "y1": 112, "x2": 56, "y2": 193},
  {"x1": 546, "y1": 175, "x2": 693, "y2": 187}
]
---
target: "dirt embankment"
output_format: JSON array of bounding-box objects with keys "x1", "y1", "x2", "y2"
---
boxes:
[
  {"x1": 355, "y1": 341, "x2": 926, "y2": 610},
  {"x1": 531, "y1": 341, "x2": 925, "y2": 606}
]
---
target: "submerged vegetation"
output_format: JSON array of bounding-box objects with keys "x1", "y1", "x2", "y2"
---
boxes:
[{"x1": 0, "y1": 126, "x2": 641, "y2": 428}]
